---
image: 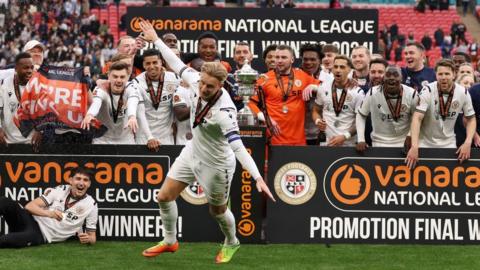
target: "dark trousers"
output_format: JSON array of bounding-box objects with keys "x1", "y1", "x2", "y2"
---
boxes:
[
  {"x1": 0, "y1": 197, "x2": 45, "y2": 248},
  {"x1": 306, "y1": 139, "x2": 318, "y2": 146},
  {"x1": 41, "y1": 129, "x2": 93, "y2": 144}
]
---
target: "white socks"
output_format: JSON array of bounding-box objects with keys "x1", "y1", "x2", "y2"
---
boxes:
[
  {"x1": 214, "y1": 208, "x2": 238, "y2": 246},
  {"x1": 159, "y1": 201, "x2": 178, "y2": 245}
]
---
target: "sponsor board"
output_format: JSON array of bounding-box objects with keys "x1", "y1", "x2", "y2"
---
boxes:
[
  {"x1": 231, "y1": 126, "x2": 266, "y2": 242},
  {"x1": 267, "y1": 146, "x2": 480, "y2": 244},
  {"x1": 0, "y1": 140, "x2": 264, "y2": 242},
  {"x1": 126, "y1": 8, "x2": 378, "y2": 70}
]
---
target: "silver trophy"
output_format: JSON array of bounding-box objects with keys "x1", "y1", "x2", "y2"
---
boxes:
[{"x1": 236, "y1": 60, "x2": 259, "y2": 126}]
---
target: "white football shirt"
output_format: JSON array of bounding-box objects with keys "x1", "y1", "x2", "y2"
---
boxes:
[
  {"x1": 0, "y1": 68, "x2": 14, "y2": 81},
  {"x1": 0, "y1": 74, "x2": 32, "y2": 143},
  {"x1": 180, "y1": 66, "x2": 239, "y2": 169},
  {"x1": 416, "y1": 82, "x2": 475, "y2": 148},
  {"x1": 34, "y1": 185, "x2": 98, "y2": 243},
  {"x1": 315, "y1": 79, "x2": 364, "y2": 146},
  {"x1": 358, "y1": 84, "x2": 417, "y2": 147},
  {"x1": 89, "y1": 86, "x2": 138, "y2": 144},
  {"x1": 128, "y1": 72, "x2": 180, "y2": 145}
]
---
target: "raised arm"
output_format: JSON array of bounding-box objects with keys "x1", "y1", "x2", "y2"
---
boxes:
[{"x1": 139, "y1": 20, "x2": 199, "y2": 87}]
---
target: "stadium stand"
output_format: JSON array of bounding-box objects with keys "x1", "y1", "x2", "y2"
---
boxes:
[{"x1": 0, "y1": 0, "x2": 477, "y2": 75}]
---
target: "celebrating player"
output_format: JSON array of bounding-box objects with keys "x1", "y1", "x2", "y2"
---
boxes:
[
  {"x1": 138, "y1": 20, "x2": 275, "y2": 264},
  {"x1": 405, "y1": 59, "x2": 477, "y2": 169},
  {"x1": 0, "y1": 167, "x2": 97, "y2": 248},
  {"x1": 312, "y1": 55, "x2": 364, "y2": 146},
  {"x1": 81, "y1": 62, "x2": 139, "y2": 144},
  {"x1": 356, "y1": 66, "x2": 417, "y2": 152}
]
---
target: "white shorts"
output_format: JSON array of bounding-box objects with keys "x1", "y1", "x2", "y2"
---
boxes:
[{"x1": 167, "y1": 144, "x2": 235, "y2": 206}]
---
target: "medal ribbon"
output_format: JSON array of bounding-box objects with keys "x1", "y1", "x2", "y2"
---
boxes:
[
  {"x1": 193, "y1": 90, "x2": 223, "y2": 128},
  {"x1": 13, "y1": 75, "x2": 21, "y2": 101},
  {"x1": 384, "y1": 86, "x2": 403, "y2": 122},
  {"x1": 438, "y1": 87, "x2": 454, "y2": 121},
  {"x1": 146, "y1": 72, "x2": 165, "y2": 110},
  {"x1": 332, "y1": 84, "x2": 347, "y2": 117},
  {"x1": 64, "y1": 193, "x2": 86, "y2": 211},
  {"x1": 109, "y1": 90, "x2": 125, "y2": 123},
  {"x1": 275, "y1": 70, "x2": 294, "y2": 102}
]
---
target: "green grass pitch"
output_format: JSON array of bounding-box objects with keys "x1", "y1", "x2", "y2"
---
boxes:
[{"x1": 1, "y1": 241, "x2": 480, "y2": 270}]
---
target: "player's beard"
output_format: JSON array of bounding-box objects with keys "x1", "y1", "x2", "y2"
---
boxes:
[
  {"x1": 276, "y1": 64, "x2": 291, "y2": 75},
  {"x1": 439, "y1": 81, "x2": 454, "y2": 94},
  {"x1": 19, "y1": 73, "x2": 32, "y2": 85}
]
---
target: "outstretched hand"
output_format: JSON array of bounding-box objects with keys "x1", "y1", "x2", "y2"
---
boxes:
[{"x1": 255, "y1": 177, "x2": 276, "y2": 202}]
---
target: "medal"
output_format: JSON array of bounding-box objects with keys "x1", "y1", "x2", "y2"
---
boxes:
[
  {"x1": 384, "y1": 86, "x2": 403, "y2": 122},
  {"x1": 282, "y1": 104, "x2": 288, "y2": 114},
  {"x1": 146, "y1": 72, "x2": 165, "y2": 110},
  {"x1": 332, "y1": 85, "x2": 347, "y2": 117},
  {"x1": 333, "y1": 120, "x2": 340, "y2": 127},
  {"x1": 109, "y1": 90, "x2": 125, "y2": 123},
  {"x1": 438, "y1": 87, "x2": 454, "y2": 121},
  {"x1": 275, "y1": 69, "x2": 294, "y2": 103}
]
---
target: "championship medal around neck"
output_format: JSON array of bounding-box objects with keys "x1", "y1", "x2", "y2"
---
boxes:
[
  {"x1": 282, "y1": 104, "x2": 288, "y2": 114},
  {"x1": 333, "y1": 120, "x2": 340, "y2": 127}
]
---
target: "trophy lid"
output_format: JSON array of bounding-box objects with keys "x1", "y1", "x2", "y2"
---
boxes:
[{"x1": 239, "y1": 59, "x2": 257, "y2": 75}]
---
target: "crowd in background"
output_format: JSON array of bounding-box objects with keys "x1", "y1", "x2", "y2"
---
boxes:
[
  {"x1": 0, "y1": 0, "x2": 115, "y2": 82},
  {"x1": 378, "y1": 20, "x2": 479, "y2": 72}
]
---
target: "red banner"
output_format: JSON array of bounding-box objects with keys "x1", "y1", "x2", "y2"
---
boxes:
[{"x1": 14, "y1": 65, "x2": 104, "y2": 137}]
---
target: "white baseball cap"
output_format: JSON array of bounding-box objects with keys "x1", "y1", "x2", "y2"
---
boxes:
[{"x1": 23, "y1": 40, "x2": 45, "y2": 52}]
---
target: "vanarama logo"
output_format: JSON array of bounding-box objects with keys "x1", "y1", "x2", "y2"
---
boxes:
[
  {"x1": 324, "y1": 157, "x2": 480, "y2": 213},
  {"x1": 237, "y1": 149, "x2": 257, "y2": 237},
  {"x1": 330, "y1": 164, "x2": 370, "y2": 205},
  {"x1": 274, "y1": 162, "x2": 316, "y2": 205},
  {"x1": 238, "y1": 219, "x2": 255, "y2": 237},
  {"x1": 130, "y1": 17, "x2": 142, "y2": 32},
  {"x1": 0, "y1": 159, "x2": 167, "y2": 185},
  {"x1": 180, "y1": 181, "x2": 207, "y2": 205},
  {"x1": 129, "y1": 17, "x2": 222, "y2": 33}
]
